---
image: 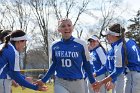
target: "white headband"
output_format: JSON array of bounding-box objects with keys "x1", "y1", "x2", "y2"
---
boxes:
[
  {"x1": 102, "y1": 29, "x2": 121, "y2": 36},
  {"x1": 10, "y1": 35, "x2": 31, "y2": 41},
  {"x1": 88, "y1": 35, "x2": 100, "y2": 41}
]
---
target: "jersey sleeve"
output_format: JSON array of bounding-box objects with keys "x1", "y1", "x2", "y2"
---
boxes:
[
  {"x1": 82, "y1": 42, "x2": 96, "y2": 84},
  {"x1": 95, "y1": 65, "x2": 107, "y2": 76},
  {"x1": 8, "y1": 71, "x2": 38, "y2": 90},
  {"x1": 41, "y1": 45, "x2": 57, "y2": 83},
  {"x1": 109, "y1": 67, "x2": 124, "y2": 80}
]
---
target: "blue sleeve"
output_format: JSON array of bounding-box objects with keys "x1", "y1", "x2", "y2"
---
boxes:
[
  {"x1": 109, "y1": 67, "x2": 124, "y2": 80},
  {"x1": 83, "y1": 61, "x2": 96, "y2": 84},
  {"x1": 82, "y1": 46, "x2": 96, "y2": 84},
  {"x1": 41, "y1": 62, "x2": 56, "y2": 83},
  {"x1": 84, "y1": 63, "x2": 94, "y2": 79},
  {"x1": 112, "y1": 77, "x2": 117, "y2": 83},
  {"x1": 8, "y1": 71, "x2": 38, "y2": 90},
  {"x1": 95, "y1": 66, "x2": 107, "y2": 76},
  {"x1": 21, "y1": 74, "x2": 26, "y2": 79},
  {"x1": 41, "y1": 48, "x2": 56, "y2": 83}
]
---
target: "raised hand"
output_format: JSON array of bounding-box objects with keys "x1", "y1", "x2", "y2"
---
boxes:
[{"x1": 105, "y1": 81, "x2": 115, "y2": 91}]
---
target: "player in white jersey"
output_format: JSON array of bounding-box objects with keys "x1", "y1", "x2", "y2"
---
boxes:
[
  {"x1": 34, "y1": 18, "x2": 99, "y2": 93},
  {"x1": 0, "y1": 30, "x2": 47, "y2": 93}
]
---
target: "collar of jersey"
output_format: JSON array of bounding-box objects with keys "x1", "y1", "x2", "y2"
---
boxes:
[
  {"x1": 111, "y1": 38, "x2": 123, "y2": 47},
  {"x1": 61, "y1": 36, "x2": 74, "y2": 42}
]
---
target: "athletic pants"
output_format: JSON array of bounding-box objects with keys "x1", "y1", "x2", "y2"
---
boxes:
[
  {"x1": 0, "y1": 79, "x2": 12, "y2": 93},
  {"x1": 54, "y1": 77, "x2": 85, "y2": 93},
  {"x1": 124, "y1": 71, "x2": 140, "y2": 93}
]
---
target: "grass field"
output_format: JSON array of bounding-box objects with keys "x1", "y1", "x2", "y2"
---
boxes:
[
  {"x1": 12, "y1": 83, "x2": 54, "y2": 93},
  {"x1": 12, "y1": 83, "x2": 111, "y2": 93}
]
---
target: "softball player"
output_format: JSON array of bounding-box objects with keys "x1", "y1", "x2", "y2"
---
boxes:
[
  {"x1": 124, "y1": 38, "x2": 140, "y2": 93},
  {"x1": 86, "y1": 35, "x2": 107, "y2": 93},
  {"x1": 35, "y1": 18, "x2": 97, "y2": 93},
  {"x1": 0, "y1": 30, "x2": 47, "y2": 93},
  {"x1": 93, "y1": 23, "x2": 126, "y2": 93}
]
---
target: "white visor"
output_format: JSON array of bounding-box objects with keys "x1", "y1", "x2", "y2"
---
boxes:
[
  {"x1": 10, "y1": 35, "x2": 31, "y2": 41},
  {"x1": 88, "y1": 35, "x2": 100, "y2": 41},
  {"x1": 102, "y1": 29, "x2": 121, "y2": 36}
]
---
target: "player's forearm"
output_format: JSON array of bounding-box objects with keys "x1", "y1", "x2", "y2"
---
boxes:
[
  {"x1": 41, "y1": 62, "x2": 56, "y2": 83},
  {"x1": 95, "y1": 66, "x2": 107, "y2": 77},
  {"x1": 109, "y1": 67, "x2": 124, "y2": 79},
  {"x1": 8, "y1": 71, "x2": 38, "y2": 90},
  {"x1": 100, "y1": 76, "x2": 112, "y2": 85},
  {"x1": 83, "y1": 61, "x2": 96, "y2": 84}
]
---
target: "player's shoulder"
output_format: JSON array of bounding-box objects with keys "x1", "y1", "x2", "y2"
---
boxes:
[
  {"x1": 51, "y1": 39, "x2": 61, "y2": 47},
  {"x1": 96, "y1": 46, "x2": 104, "y2": 52},
  {"x1": 73, "y1": 38, "x2": 87, "y2": 46},
  {"x1": 125, "y1": 38, "x2": 137, "y2": 46}
]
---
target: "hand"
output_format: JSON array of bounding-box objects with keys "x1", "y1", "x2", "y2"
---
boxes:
[
  {"x1": 91, "y1": 81, "x2": 101, "y2": 93},
  {"x1": 38, "y1": 85, "x2": 48, "y2": 91},
  {"x1": 105, "y1": 81, "x2": 115, "y2": 91},
  {"x1": 12, "y1": 80, "x2": 19, "y2": 87},
  {"x1": 92, "y1": 81, "x2": 103, "y2": 92},
  {"x1": 34, "y1": 79, "x2": 44, "y2": 86}
]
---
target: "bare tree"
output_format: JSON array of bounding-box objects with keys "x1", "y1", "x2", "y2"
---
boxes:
[
  {"x1": 0, "y1": 0, "x2": 36, "y2": 69},
  {"x1": 50, "y1": 0, "x2": 90, "y2": 38},
  {"x1": 28, "y1": 0, "x2": 51, "y2": 68},
  {"x1": 127, "y1": 10, "x2": 140, "y2": 47}
]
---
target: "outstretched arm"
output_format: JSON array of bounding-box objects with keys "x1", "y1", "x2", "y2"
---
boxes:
[{"x1": 8, "y1": 71, "x2": 38, "y2": 90}]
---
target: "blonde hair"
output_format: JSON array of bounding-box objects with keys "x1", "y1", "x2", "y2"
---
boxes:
[{"x1": 58, "y1": 18, "x2": 72, "y2": 28}]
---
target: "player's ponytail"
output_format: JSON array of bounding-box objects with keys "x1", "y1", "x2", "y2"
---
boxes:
[{"x1": 0, "y1": 34, "x2": 11, "y2": 55}]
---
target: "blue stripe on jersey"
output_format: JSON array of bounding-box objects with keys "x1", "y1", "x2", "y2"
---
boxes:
[{"x1": 42, "y1": 36, "x2": 95, "y2": 84}]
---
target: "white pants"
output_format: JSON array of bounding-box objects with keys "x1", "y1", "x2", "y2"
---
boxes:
[
  {"x1": 0, "y1": 79, "x2": 12, "y2": 93},
  {"x1": 112, "y1": 73, "x2": 125, "y2": 93},
  {"x1": 124, "y1": 71, "x2": 140, "y2": 93},
  {"x1": 55, "y1": 77, "x2": 85, "y2": 93}
]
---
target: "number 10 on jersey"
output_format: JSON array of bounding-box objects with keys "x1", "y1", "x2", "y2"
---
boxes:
[{"x1": 61, "y1": 59, "x2": 72, "y2": 67}]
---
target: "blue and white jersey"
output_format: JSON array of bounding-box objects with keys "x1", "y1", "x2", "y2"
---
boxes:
[
  {"x1": 96, "y1": 39, "x2": 125, "y2": 82},
  {"x1": 89, "y1": 46, "x2": 107, "y2": 72},
  {"x1": 125, "y1": 38, "x2": 140, "y2": 71},
  {"x1": 0, "y1": 43, "x2": 20, "y2": 79},
  {"x1": 42, "y1": 36, "x2": 95, "y2": 84},
  {"x1": 107, "y1": 39, "x2": 125, "y2": 79},
  {"x1": 0, "y1": 43, "x2": 38, "y2": 90}
]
